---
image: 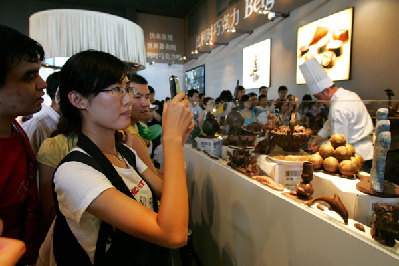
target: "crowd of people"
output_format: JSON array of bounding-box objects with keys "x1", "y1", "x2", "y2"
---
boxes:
[{"x1": 186, "y1": 83, "x2": 328, "y2": 135}]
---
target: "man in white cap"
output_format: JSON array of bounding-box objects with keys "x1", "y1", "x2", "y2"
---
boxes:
[{"x1": 299, "y1": 58, "x2": 374, "y2": 168}]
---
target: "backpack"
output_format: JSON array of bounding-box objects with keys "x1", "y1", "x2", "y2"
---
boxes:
[{"x1": 52, "y1": 133, "x2": 170, "y2": 265}]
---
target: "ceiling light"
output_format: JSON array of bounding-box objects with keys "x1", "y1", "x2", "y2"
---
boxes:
[
  {"x1": 30, "y1": 9, "x2": 146, "y2": 68},
  {"x1": 258, "y1": 8, "x2": 270, "y2": 15},
  {"x1": 268, "y1": 12, "x2": 276, "y2": 21}
]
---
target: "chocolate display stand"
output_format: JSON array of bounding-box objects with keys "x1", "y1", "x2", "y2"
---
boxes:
[{"x1": 356, "y1": 174, "x2": 399, "y2": 198}]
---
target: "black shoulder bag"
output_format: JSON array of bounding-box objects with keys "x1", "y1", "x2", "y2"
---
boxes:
[{"x1": 52, "y1": 133, "x2": 169, "y2": 265}]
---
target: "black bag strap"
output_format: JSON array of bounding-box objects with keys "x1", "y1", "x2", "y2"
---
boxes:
[{"x1": 53, "y1": 151, "x2": 102, "y2": 266}]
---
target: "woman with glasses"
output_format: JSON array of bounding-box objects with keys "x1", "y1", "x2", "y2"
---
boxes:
[{"x1": 38, "y1": 50, "x2": 193, "y2": 265}]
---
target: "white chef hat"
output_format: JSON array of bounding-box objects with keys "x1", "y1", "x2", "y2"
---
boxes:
[{"x1": 299, "y1": 58, "x2": 333, "y2": 95}]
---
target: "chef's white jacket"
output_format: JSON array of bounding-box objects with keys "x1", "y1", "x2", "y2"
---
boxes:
[{"x1": 318, "y1": 88, "x2": 374, "y2": 160}]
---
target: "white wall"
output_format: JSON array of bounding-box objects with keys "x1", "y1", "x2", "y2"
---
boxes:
[
  {"x1": 138, "y1": 63, "x2": 184, "y2": 101},
  {"x1": 184, "y1": 0, "x2": 399, "y2": 102}
]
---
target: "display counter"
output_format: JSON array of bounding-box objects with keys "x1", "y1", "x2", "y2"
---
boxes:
[{"x1": 184, "y1": 145, "x2": 399, "y2": 266}]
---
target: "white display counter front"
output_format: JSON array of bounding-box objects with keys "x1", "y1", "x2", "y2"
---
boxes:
[{"x1": 184, "y1": 145, "x2": 399, "y2": 266}]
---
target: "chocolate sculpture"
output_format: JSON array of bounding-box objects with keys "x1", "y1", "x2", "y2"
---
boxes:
[
  {"x1": 224, "y1": 126, "x2": 257, "y2": 146},
  {"x1": 376, "y1": 108, "x2": 388, "y2": 123},
  {"x1": 371, "y1": 204, "x2": 399, "y2": 247},
  {"x1": 202, "y1": 112, "x2": 220, "y2": 138},
  {"x1": 245, "y1": 121, "x2": 263, "y2": 136},
  {"x1": 227, "y1": 143, "x2": 259, "y2": 177},
  {"x1": 295, "y1": 162, "x2": 315, "y2": 199},
  {"x1": 254, "y1": 113, "x2": 277, "y2": 154},
  {"x1": 306, "y1": 194, "x2": 348, "y2": 224},
  {"x1": 226, "y1": 109, "x2": 244, "y2": 128},
  {"x1": 370, "y1": 120, "x2": 391, "y2": 192},
  {"x1": 373, "y1": 108, "x2": 389, "y2": 146},
  {"x1": 373, "y1": 119, "x2": 390, "y2": 145}
]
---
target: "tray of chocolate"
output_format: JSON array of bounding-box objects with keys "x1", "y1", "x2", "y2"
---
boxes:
[
  {"x1": 268, "y1": 149, "x2": 310, "y2": 165},
  {"x1": 271, "y1": 125, "x2": 313, "y2": 152}
]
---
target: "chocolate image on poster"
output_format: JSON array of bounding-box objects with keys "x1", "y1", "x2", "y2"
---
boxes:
[
  {"x1": 296, "y1": 7, "x2": 353, "y2": 84},
  {"x1": 243, "y1": 39, "x2": 271, "y2": 89}
]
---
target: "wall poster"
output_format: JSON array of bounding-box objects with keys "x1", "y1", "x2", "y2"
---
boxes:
[
  {"x1": 243, "y1": 39, "x2": 271, "y2": 89},
  {"x1": 296, "y1": 7, "x2": 353, "y2": 84}
]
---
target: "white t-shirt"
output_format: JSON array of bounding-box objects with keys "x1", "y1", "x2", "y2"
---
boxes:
[
  {"x1": 52, "y1": 146, "x2": 150, "y2": 263},
  {"x1": 22, "y1": 105, "x2": 60, "y2": 154}
]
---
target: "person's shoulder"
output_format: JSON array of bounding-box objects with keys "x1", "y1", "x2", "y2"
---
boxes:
[
  {"x1": 337, "y1": 88, "x2": 361, "y2": 100},
  {"x1": 42, "y1": 134, "x2": 70, "y2": 147},
  {"x1": 37, "y1": 134, "x2": 75, "y2": 164},
  {"x1": 127, "y1": 125, "x2": 139, "y2": 136}
]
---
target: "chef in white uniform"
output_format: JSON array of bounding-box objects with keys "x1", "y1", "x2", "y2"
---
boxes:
[{"x1": 300, "y1": 58, "x2": 374, "y2": 166}]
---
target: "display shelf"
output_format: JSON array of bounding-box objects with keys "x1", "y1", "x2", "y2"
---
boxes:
[{"x1": 184, "y1": 145, "x2": 399, "y2": 266}]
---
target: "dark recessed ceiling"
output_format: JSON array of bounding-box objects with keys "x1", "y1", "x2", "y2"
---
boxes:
[{"x1": 34, "y1": 0, "x2": 202, "y2": 18}]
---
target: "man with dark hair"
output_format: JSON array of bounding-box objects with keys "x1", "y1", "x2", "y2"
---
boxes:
[
  {"x1": 258, "y1": 95, "x2": 268, "y2": 109},
  {"x1": 277, "y1": 86, "x2": 288, "y2": 101},
  {"x1": 248, "y1": 92, "x2": 258, "y2": 108},
  {"x1": 128, "y1": 74, "x2": 163, "y2": 163},
  {"x1": 198, "y1": 93, "x2": 205, "y2": 109},
  {"x1": 0, "y1": 24, "x2": 46, "y2": 265},
  {"x1": 23, "y1": 71, "x2": 61, "y2": 154},
  {"x1": 259, "y1": 86, "x2": 268, "y2": 97},
  {"x1": 272, "y1": 85, "x2": 288, "y2": 106},
  {"x1": 187, "y1": 89, "x2": 202, "y2": 118}
]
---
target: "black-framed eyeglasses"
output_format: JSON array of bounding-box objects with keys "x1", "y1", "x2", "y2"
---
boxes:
[{"x1": 101, "y1": 86, "x2": 134, "y2": 96}]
